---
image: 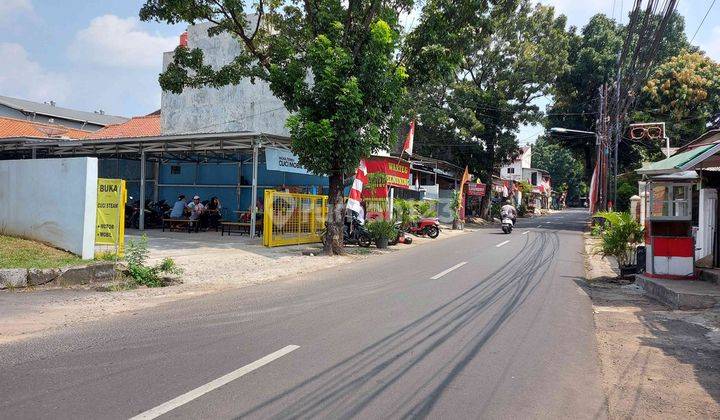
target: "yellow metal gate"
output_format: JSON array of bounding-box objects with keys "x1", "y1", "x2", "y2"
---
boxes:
[{"x1": 263, "y1": 190, "x2": 328, "y2": 247}]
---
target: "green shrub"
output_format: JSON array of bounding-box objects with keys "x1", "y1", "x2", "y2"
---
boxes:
[
  {"x1": 393, "y1": 199, "x2": 415, "y2": 227},
  {"x1": 450, "y1": 190, "x2": 461, "y2": 220},
  {"x1": 517, "y1": 204, "x2": 527, "y2": 217},
  {"x1": 594, "y1": 212, "x2": 643, "y2": 267},
  {"x1": 124, "y1": 235, "x2": 182, "y2": 287},
  {"x1": 490, "y1": 203, "x2": 502, "y2": 219},
  {"x1": 416, "y1": 200, "x2": 437, "y2": 218},
  {"x1": 366, "y1": 219, "x2": 398, "y2": 240}
]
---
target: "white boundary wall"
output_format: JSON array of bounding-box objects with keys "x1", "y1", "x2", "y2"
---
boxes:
[{"x1": 0, "y1": 158, "x2": 98, "y2": 259}]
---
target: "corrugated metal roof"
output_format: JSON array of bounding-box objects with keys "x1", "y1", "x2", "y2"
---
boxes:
[
  {"x1": 0, "y1": 95, "x2": 128, "y2": 126},
  {"x1": 638, "y1": 143, "x2": 719, "y2": 174}
]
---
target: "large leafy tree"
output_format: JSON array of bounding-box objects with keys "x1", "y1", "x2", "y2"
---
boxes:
[
  {"x1": 634, "y1": 51, "x2": 720, "y2": 146},
  {"x1": 546, "y1": 11, "x2": 694, "y2": 177},
  {"x1": 545, "y1": 15, "x2": 623, "y2": 179},
  {"x1": 411, "y1": 0, "x2": 569, "y2": 218},
  {"x1": 532, "y1": 137, "x2": 584, "y2": 203},
  {"x1": 140, "y1": 0, "x2": 420, "y2": 254}
]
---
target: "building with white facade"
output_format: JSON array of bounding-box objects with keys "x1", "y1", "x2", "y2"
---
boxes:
[{"x1": 500, "y1": 146, "x2": 531, "y2": 181}]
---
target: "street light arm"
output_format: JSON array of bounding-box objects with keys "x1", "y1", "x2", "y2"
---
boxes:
[{"x1": 550, "y1": 127, "x2": 596, "y2": 136}]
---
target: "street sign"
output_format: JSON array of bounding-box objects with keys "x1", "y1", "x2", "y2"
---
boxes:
[
  {"x1": 96, "y1": 178, "x2": 126, "y2": 256},
  {"x1": 467, "y1": 183, "x2": 486, "y2": 196}
]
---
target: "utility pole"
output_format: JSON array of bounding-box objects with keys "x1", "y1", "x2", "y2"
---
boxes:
[{"x1": 596, "y1": 85, "x2": 605, "y2": 211}]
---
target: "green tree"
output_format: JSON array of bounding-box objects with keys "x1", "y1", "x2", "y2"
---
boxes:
[
  {"x1": 532, "y1": 137, "x2": 584, "y2": 203},
  {"x1": 634, "y1": 51, "x2": 720, "y2": 145},
  {"x1": 140, "y1": 0, "x2": 422, "y2": 255},
  {"x1": 547, "y1": 11, "x2": 694, "y2": 177},
  {"x1": 411, "y1": 0, "x2": 569, "y2": 219}
]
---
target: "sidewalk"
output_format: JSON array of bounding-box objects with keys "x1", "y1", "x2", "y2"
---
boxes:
[{"x1": 583, "y1": 234, "x2": 720, "y2": 418}]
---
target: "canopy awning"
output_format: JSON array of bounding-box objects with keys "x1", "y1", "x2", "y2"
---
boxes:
[{"x1": 637, "y1": 142, "x2": 720, "y2": 175}]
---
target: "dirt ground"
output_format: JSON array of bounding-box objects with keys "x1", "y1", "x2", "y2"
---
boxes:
[
  {"x1": 0, "y1": 225, "x2": 477, "y2": 345},
  {"x1": 584, "y1": 234, "x2": 720, "y2": 418}
]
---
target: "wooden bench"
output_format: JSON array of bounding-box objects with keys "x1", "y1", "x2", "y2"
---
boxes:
[
  {"x1": 221, "y1": 221, "x2": 263, "y2": 236},
  {"x1": 162, "y1": 218, "x2": 198, "y2": 233}
]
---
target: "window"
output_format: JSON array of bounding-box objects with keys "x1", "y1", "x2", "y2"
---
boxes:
[
  {"x1": 648, "y1": 183, "x2": 692, "y2": 220},
  {"x1": 507, "y1": 167, "x2": 515, "y2": 174},
  {"x1": 170, "y1": 165, "x2": 181, "y2": 175},
  {"x1": 531, "y1": 172, "x2": 538, "y2": 185}
]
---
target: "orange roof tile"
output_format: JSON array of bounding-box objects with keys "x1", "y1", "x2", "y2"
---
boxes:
[
  {"x1": 0, "y1": 116, "x2": 90, "y2": 139},
  {"x1": 86, "y1": 115, "x2": 161, "y2": 139}
]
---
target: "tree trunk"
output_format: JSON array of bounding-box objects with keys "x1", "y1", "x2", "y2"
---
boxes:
[
  {"x1": 324, "y1": 172, "x2": 345, "y2": 255},
  {"x1": 479, "y1": 191, "x2": 491, "y2": 220}
]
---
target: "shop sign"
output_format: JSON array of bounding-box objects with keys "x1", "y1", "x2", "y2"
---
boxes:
[
  {"x1": 96, "y1": 178, "x2": 126, "y2": 255},
  {"x1": 365, "y1": 157, "x2": 410, "y2": 189},
  {"x1": 467, "y1": 183, "x2": 486, "y2": 196},
  {"x1": 266, "y1": 147, "x2": 310, "y2": 175}
]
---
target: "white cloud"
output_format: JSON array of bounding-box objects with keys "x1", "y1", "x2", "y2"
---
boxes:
[
  {"x1": 0, "y1": 42, "x2": 69, "y2": 102},
  {"x1": 69, "y1": 15, "x2": 178, "y2": 69},
  {"x1": 0, "y1": 0, "x2": 33, "y2": 25}
]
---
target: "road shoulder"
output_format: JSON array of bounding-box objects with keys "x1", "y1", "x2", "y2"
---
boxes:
[
  {"x1": 0, "y1": 225, "x2": 478, "y2": 345},
  {"x1": 583, "y1": 233, "x2": 720, "y2": 418}
]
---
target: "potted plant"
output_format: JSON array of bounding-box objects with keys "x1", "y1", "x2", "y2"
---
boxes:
[
  {"x1": 366, "y1": 219, "x2": 398, "y2": 249},
  {"x1": 594, "y1": 211, "x2": 644, "y2": 278}
]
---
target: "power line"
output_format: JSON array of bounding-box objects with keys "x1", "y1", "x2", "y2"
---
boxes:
[{"x1": 690, "y1": 0, "x2": 717, "y2": 43}]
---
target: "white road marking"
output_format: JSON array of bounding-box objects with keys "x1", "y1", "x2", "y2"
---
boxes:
[
  {"x1": 430, "y1": 261, "x2": 468, "y2": 280},
  {"x1": 522, "y1": 230, "x2": 529, "y2": 235},
  {"x1": 496, "y1": 240, "x2": 510, "y2": 248},
  {"x1": 537, "y1": 225, "x2": 542, "y2": 228},
  {"x1": 129, "y1": 345, "x2": 300, "y2": 420}
]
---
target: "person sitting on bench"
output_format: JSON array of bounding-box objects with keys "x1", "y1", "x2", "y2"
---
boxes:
[
  {"x1": 187, "y1": 195, "x2": 205, "y2": 228},
  {"x1": 203, "y1": 196, "x2": 222, "y2": 229},
  {"x1": 170, "y1": 194, "x2": 187, "y2": 219}
]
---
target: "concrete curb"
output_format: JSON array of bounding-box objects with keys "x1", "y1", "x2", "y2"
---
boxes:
[
  {"x1": 635, "y1": 274, "x2": 720, "y2": 310},
  {"x1": 0, "y1": 262, "x2": 119, "y2": 290}
]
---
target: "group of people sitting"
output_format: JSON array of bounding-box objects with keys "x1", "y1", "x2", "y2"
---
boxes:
[{"x1": 169, "y1": 194, "x2": 223, "y2": 229}]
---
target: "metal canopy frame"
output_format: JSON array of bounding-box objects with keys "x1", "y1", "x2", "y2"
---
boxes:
[{"x1": 0, "y1": 131, "x2": 293, "y2": 237}]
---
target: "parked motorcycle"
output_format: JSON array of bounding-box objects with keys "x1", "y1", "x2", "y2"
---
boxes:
[
  {"x1": 404, "y1": 217, "x2": 441, "y2": 239},
  {"x1": 321, "y1": 213, "x2": 372, "y2": 247},
  {"x1": 389, "y1": 221, "x2": 413, "y2": 245},
  {"x1": 127, "y1": 199, "x2": 168, "y2": 229}
]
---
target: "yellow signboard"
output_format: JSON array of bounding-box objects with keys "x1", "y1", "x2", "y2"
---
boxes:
[{"x1": 96, "y1": 178, "x2": 126, "y2": 255}]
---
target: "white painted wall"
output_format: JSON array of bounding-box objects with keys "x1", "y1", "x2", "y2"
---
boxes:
[
  {"x1": 500, "y1": 146, "x2": 531, "y2": 181},
  {"x1": 0, "y1": 158, "x2": 98, "y2": 258}
]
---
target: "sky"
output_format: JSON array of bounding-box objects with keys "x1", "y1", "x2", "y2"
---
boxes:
[{"x1": 1, "y1": 0, "x2": 718, "y2": 134}]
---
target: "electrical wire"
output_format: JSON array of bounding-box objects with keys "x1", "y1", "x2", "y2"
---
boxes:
[{"x1": 690, "y1": 0, "x2": 717, "y2": 43}]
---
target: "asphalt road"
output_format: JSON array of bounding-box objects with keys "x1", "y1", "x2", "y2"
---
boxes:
[{"x1": 0, "y1": 209, "x2": 607, "y2": 419}]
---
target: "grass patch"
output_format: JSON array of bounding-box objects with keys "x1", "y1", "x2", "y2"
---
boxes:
[{"x1": 0, "y1": 235, "x2": 84, "y2": 269}]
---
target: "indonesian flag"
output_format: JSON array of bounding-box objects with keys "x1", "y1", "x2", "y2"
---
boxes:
[
  {"x1": 589, "y1": 162, "x2": 599, "y2": 213},
  {"x1": 346, "y1": 159, "x2": 367, "y2": 214},
  {"x1": 403, "y1": 120, "x2": 415, "y2": 156}
]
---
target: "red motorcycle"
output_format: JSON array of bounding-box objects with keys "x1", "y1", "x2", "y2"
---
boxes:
[{"x1": 405, "y1": 217, "x2": 441, "y2": 239}]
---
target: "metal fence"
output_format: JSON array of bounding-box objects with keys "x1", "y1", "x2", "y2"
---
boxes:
[{"x1": 263, "y1": 190, "x2": 327, "y2": 247}]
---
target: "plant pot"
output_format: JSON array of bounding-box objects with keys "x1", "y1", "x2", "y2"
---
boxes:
[{"x1": 375, "y1": 237, "x2": 389, "y2": 249}]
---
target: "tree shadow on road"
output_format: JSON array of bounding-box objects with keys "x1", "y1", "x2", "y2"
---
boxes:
[{"x1": 235, "y1": 232, "x2": 561, "y2": 419}]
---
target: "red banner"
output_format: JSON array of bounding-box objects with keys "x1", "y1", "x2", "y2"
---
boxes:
[
  {"x1": 365, "y1": 157, "x2": 410, "y2": 189},
  {"x1": 467, "y1": 183, "x2": 486, "y2": 196}
]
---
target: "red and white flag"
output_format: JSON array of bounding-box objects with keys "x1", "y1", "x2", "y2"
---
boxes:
[
  {"x1": 402, "y1": 120, "x2": 415, "y2": 156},
  {"x1": 589, "y1": 162, "x2": 599, "y2": 213},
  {"x1": 346, "y1": 159, "x2": 367, "y2": 213}
]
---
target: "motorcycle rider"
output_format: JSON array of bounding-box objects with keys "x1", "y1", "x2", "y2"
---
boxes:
[{"x1": 501, "y1": 200, "x2": 517, "y2": 225}]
